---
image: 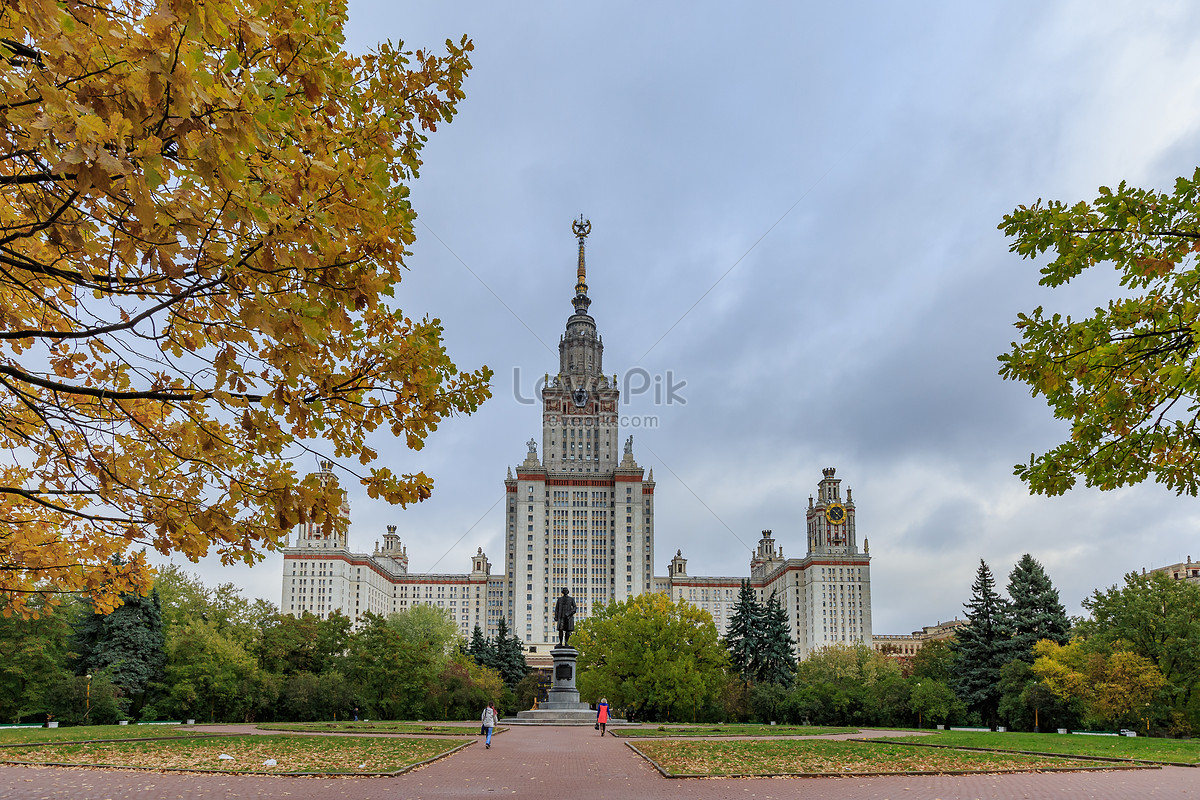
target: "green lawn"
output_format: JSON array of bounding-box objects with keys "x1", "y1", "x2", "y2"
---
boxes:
[
  {"x1": 613, "y1": 724, "x2": 857, "y2": 738},
  {"x1": 0, "y1": 725, "x2": 215, "y2": 745},
  {"x1": 631, "y1": 738, "x2": 1119, "y2": 776},
  {"x1": 873, "y1": 731, "x2": 1200, "y2": 764},
  {"x1": 0, "y1": 733, "x2": 461, "y2": 774},
  {"x1": 258, "y1": 721, "x2": 482, "y2": 735}
]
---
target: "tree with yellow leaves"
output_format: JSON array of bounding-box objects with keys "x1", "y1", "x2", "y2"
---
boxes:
[
  {"x1": 1032, "y1": 640, "x2": 1166, "y2": 729},
  {"x1": 0, "y1": 0, "x2": 490, "y2": 616}
]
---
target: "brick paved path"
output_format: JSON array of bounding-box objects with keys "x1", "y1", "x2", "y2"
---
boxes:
[{"x1": 2, "y1": 725, "x2": 1196, "y2": 799}]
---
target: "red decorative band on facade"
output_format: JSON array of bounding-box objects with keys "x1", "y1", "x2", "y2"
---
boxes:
[{"x1": 283, "y1": 552, "x2": 493, "y2": 585}]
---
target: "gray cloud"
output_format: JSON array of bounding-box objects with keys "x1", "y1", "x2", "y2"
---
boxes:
[{"x1": 157, "y1": 1, "x2": 1200, "y2": 638}]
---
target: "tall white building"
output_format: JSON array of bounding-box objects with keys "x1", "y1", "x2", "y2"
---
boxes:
[
  {"x1": 501, "y1": 218, "x2": 655, "y2": 647},
  {"x1": 280, "y1": 219, "x2": 871, "y2": 661}
]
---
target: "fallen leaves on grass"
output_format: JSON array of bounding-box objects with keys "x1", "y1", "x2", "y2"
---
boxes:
[
  {"x1": 258, "y1": 722, "x2": 474, "y2": 736},
  {"x1": 635, "y1": 739, "x2": 1113, "y2": 776},
  {"x1": 620, "y1": 724, "x2": 856, "y2": 738},
  {"x1": 0, "y1": 735, "x2": 458, "y2": 774}
]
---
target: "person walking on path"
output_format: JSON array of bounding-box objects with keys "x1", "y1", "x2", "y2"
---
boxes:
[
  {"x1": 596, "y1": 697, "x2": 609, "y2": 736},
  {"x1": 481, "y1": 702, "x2": 498, "y2": 749}
]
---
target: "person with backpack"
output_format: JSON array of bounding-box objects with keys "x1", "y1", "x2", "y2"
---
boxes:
[{"x1": 481, "y1": 701, "x2": 498, "y2": 749}]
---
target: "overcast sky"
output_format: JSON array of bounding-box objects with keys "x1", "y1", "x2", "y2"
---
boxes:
[{"x1": 162, "y1": 1, "x2": 1200, "y2": 635}]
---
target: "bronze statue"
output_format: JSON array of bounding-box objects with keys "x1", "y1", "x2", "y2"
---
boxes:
[{"x1": 553, "y1": 587, "x2": 576, "y2": 647}]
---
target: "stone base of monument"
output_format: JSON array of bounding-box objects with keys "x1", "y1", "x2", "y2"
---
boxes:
[{"x1": 501, "y1": 645, "x2": 626, "y2": 725}]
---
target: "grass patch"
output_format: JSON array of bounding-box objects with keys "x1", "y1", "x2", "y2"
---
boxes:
[
  {"x1": 0, "y1": 733, "x2": 461, "y2": 774},
  {"x1": 614, "y1": 724, "x2": 856, "y2": 738},
  {"x1": 875, "y1": 731, "x2": 1200, "y2": 765},
  {"x1": 0, "y1": 725, "x2": 212, "y2": 745},
  {"x1": 631, "y1": 738, "x2": 1118, "y2": 776},
  {"x1": 257, "y1": 721, "x2": 479, "y2": 736}
]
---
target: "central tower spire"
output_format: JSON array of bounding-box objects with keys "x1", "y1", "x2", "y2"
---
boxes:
[
  {"x1": 559, "y1": 216, "x2": 602, "y2": 381},
  {"x1": 572, "y1": 215, "x2": 592, "y2": 315}
]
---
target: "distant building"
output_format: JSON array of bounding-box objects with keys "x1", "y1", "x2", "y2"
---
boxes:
[
  {"x1": 279, "y1": 220, "x2": 873, "y2": 660},
  {"x1": 873, "y1": 618, "x2": 968, "y2": 658},
  {"x1": 1149, "y1": 557, "x2": 1200, "y2": 585},
  {"x1": 656, "y1": 468, "x2": 872, "y2": 660},
  {"x1": 280, "y1": 464, "x2": 503, "y2": 638}
]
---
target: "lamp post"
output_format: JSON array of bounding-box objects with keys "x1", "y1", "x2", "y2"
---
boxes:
[{"x1": 85, "y1": 673, "x2": 92, "y2": 723}]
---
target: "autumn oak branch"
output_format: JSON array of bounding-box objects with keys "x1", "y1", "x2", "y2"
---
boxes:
[
  {"x1": 999, "y1": 171, "x2": 1200, "y2": 497},
  {"x1": 0, "y1": 0, "x2": 490, "y2": 616}
]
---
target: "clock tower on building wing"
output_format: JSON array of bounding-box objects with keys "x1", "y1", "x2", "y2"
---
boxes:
[{"x1": 808, "y1": 467, "x2": 858, "y2": 555}]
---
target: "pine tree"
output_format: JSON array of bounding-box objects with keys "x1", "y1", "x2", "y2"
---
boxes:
[
  {"x1": 467, "y1": 623, "x2": 490, "y2": 667},
  {"x1": 950, "y1": 560, "x2": 1012, "y2": 728},
  {"x1": 1006, "y1": 554, "x2": 1071, "y2": 661},
  {"x1": 491, "y1": 617, "x2": 529, "y2": 688},
  {"x1": 502, "y1": 633, "x2": 530, "y2": 687},
  {"x1": 69, "y1": 590, "x2": 165, "y2": 718},
  {"x1": 490, "y1": 617, "x2": 509, "y2": 675},
  {"x1": 755, "y1": 590, "x2": 796, "y2": 686},
  {"x1": 725, "y1": 580, "x2": 763, "y2": 682}
]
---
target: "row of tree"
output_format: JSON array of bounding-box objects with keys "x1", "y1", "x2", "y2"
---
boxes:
[
  {"x1": 950, "y1": 555, "x2": 1070, "y2": 728},
  {"x1": 567, "y1": 555, "x2": 1200, "y2": 734},
  {"x1": 4, "y1": 554, "x2": 1195, "y2": 733},
  {"x1": 954, "y1": 558, "x2": 1200, "y2": 734},
  {"x1": 569, "y1": 586, "x2": 962, "y2": 725},
  {"x1": 0, "y1": 567, "x2": 526, "y2": 725}
]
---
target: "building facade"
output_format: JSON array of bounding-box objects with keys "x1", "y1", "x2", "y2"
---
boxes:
[
  {"x1": 1149, "y1": 557, "x2": 1200, "y2": 585},
  {"x1": 653, "y1": 468, "x2": 872, "y2": 659},
  {"x1": 872, "y1": 618, "x2": 967, "y2": 658},
  {"x1": 500, "y1": 218, "x2": 656, "y2": 647},
  {"x1": 280, "y1": 219, "x2": 872, "y2": 659},
  {"x1": 280, "y1": 463, "x2": 505, "y2": 639}
]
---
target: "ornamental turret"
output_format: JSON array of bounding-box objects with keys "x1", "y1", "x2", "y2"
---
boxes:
[{"x1": 295, "y1": 460, "x2": 349, "y2": 549}]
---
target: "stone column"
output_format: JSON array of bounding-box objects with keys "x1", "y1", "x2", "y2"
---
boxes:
[{"x1": 542, "y1": 646, "x2": 585, "y2": 709}]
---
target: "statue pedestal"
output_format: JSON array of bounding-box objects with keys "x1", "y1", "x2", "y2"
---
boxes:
[
  {"x1": 541, "y1": 646, "x2": 586, "y2": 710},
  {"x1": 505, "y1": 646, "x2": 624, "y2": 725}
]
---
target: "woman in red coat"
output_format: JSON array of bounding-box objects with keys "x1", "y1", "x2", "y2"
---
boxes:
[{"x1": 596, "y1": 697, "x2": 610, "y2": 736}]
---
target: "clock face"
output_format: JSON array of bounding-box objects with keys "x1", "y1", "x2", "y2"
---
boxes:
[
  {"x1": 572, "y1": 387, "x2": 589, "y2": 408},
  {"x1": 826, "y1": 502, "x2": 846, "y2": 525}
]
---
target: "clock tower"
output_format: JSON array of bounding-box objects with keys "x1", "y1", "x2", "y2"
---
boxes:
[{"x1": 807, "y1": 467, "x2": 859, "y2": 555}]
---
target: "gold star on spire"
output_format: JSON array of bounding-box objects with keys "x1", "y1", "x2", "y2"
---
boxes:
[{"x1": 572, "y1": 215, "x2": 591, "y2": 295}]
